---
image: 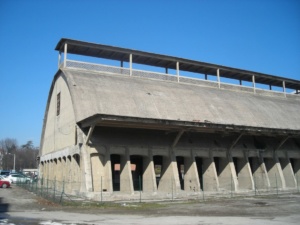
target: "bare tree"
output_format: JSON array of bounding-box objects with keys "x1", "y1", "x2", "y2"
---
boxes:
[{"x1": 0, "y1": 139, "x2": 39, "y2": 171}]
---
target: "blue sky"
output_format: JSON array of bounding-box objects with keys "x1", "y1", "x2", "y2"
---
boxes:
[{"x1": 0, "y1": 0, "x2": 299, "y2": 147}]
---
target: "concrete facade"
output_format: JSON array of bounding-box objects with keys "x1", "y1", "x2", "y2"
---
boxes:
[{"x1": 39, "y1": 39, "x2": 300, "y2": 200}]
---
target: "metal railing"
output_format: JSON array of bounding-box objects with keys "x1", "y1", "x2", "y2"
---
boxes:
[{"x1": 59, "y1": 60, "x2": 299, "y2": 99}]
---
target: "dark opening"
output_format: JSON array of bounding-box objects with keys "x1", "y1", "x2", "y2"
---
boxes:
[
  {"x1": 176, "y1": 156, "x2": 184, "y2": 190},
  {"x1": 214, "y1": 157, "x2": 220, "y2": 176},
  {"x1": 111, "y1": 154, "x2": 120, "y2": 191},
  {"x1": 253, "y1": 136, "x2": 266, "y2": 150},
  {"x1": 195, "y1": 157, "x2": 203, "y2": 190},
  {"x1": 56, "y1": 92, "x2": 61, "y2": 116},
  {"x1": 232, "y1": 157, "x2": 239, "y2": 175},
  {"x1": 130, "y1": 155, "x2": 143, "y2": 191}
]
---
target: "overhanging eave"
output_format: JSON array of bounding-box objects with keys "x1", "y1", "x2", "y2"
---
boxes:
[{"x1": 78, "y1": 114, "x2": 300, "y2": 137}]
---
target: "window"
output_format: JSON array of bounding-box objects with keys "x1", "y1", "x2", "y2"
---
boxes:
[{"x1": 57, "y1": 92, "x2": 61, "y2": 116}]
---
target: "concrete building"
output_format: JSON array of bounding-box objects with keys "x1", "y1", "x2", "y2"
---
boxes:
[{"x1": 39, "y1": 38, "x2": 300, "y2": 200}]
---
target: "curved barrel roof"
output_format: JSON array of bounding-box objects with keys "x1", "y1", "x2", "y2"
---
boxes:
[{"x1": 60, "y1": 69, "x2": 300, "y2": 135}]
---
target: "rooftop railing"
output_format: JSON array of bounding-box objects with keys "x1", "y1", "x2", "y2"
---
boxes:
[{"x1": 60, "y1": 59, "x2": 299, "y2": 100}]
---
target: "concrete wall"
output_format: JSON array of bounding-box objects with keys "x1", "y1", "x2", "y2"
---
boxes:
[
  {"x1": 39, "y1": 125, "x2": 300, "y2": 199},
  {"x1": 41, "y1": 75, "x2": 76, "y2": 155}
]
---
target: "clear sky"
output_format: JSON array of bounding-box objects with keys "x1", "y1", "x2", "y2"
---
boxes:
[{"x1": 0, "y1": 0, "x2": 299, "y2": 147}]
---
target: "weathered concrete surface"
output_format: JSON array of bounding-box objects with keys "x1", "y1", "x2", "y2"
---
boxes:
[{"x1": 62, "y1": 69, "x2": 300, "y2": 130}]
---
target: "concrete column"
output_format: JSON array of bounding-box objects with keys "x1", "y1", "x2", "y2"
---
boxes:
[
  {"x1": 66, "y1": 156, "x2": 72, "y2": 193},
  {"x1": 202, "y1": 156, "x2": 219, "y2": 191},
  {"x1": 80, "y1": 145, "x2": 93, "y2": 192},
  {"x1": 49, "y1": 160, "x2": 53, "y2": 187},
  {"x1": 264, "y1": 156, "x2": 285, "y2": 189},
  {"x1": 217, "y1": 69, "x2": 220, "y2": 88},
  {"x1": 250, "y1": 156, "x2": 270, "y2": 189},
  {"x1": 72, "y1": 154, "x2": 81, "y2": 192},
  {"x1": 129, "y1": 54, "x2": 132, "y2": 76},
  {"x1": 216, "y1": 157, "x2": 237, "y2": 191},
  {"x1": 279, "y1": 158, "x2": 297, "y2": 188},
  {"x1": 61, "y1": 157, "x2": 66, "y2": 188},
  {"x1": 184, "y1": 151, "x2": 201, "y2": 192},
  {"x1": 120, "y1": 149, "x2": 134, "y2": 194},
  {"x1": 63, "y1": 43, "x2": 67, "y2": 68},
  {"x1": 158, "y1": 149, "x2": 180, "y2": 192},
  {"x1": 283, "y1": 81, "x2": 286, "y2": 97},
  {"x1": 39, "y1": 162, "x2": 44, "y2": 180},
  {"x1": 252, "y1": 75, "x2": 256, "y2": 93},
  {"x1": 235, "y1": 154, "x2": 254, "y2": 190},
  {"x1": 143, "y1": 149, "x2": 157, "y2": 193},
  {"x1": 90, "y1": 153, "x2": 105, "y2": 192},
  {"x1": 56, "y1": 158, "x2": 62, "y2": 191},
  {"x1": 176, "y1": 62, "x2": 180, "y2": 83},
  {"x1": 104, "y1": 148, "x2": 113, "y2": 193}
]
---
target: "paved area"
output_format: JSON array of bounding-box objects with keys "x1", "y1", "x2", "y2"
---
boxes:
[{"x1": 1, "y1": 185, "x2": 300, "y2": 224}]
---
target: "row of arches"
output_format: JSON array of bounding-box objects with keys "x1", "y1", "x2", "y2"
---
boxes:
[{"x1": 40, "y1": 154, "x2": 81, "y2": 193}]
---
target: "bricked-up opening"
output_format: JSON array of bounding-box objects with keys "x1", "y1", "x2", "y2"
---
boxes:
[{"x1": 56, "y1": 92, "x2": 61, "y2": 116}]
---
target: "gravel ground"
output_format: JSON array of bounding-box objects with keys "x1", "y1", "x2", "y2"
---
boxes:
[{"x1": 1, "y1": 185, "x2": 300, "y2": 224}]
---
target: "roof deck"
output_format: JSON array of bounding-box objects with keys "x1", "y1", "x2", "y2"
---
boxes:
[{"x1": 55, "y1": 38, "x2": 300, "y2": 97}]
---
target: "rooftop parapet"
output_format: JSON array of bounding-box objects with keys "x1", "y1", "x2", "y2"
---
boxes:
[{"x1": 55, "y1": 38, "x2": 300, "y2": 98}]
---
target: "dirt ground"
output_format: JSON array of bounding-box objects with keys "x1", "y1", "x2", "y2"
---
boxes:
[{"x1": 1, "y1": 185, "x2": 300, "y2": 224}]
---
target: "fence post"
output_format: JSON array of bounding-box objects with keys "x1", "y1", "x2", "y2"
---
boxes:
[
  {"x1": 275, "y1": 173, "x2": 278, "y2": 196},
  {"x1": 139, "y1": 175, "x2": 142, "y2": 203},
  {"x1": 297, "y1": 174, "x2": 300, "y2": 193},
  {"x1": 60, "y1": 179, "x2": 65, "y2": 205},
  {"x1": 47, "y1": 179, "x2": 49, "y2": 197},
  {"x1": 231, "y1": 173, "x2": 233, "y2": 198},
  {"x1": 254, "y1": 175, "x2": 257, "y2": 196},
  {"x1": 101, "y1": 176, "x2": 103, "y2": 203},
  {"x1": 202, "y1": 164, "x2": 204, "y2": 201},
  {"x1": 53, "y1": 178, "x2": 56, "y2": 201},
  {"x1": 41, "y1": 178, "x2": 44, "y2": 196},
  {"x1": 171, "y1": 177, "x2": 174, "y2": 201}
]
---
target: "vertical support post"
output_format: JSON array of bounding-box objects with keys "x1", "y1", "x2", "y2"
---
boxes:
[
  {"x1": 171, "y1": 176, "x2": 174, "y2": 201},
  {"x1": 63, "y1": 43, "x2": 67, "y2": 68},
  {"x1": 120, "y1": 61, "x2": 123, "y2": 67},
  {"x1": 269, "y1": 85, "x2": 272, "y2": 90},
  {"x1": 101, "y1": 176, "x2": 103, "y2": 203},
  {"x1": 176, "y1": 62, "x2": 180, "y2": 82},
  {"x1": 139, "y1": 175, "x2": 142, "y2": 203},
  {"x1": 239, "y1": 79, "x2": 242, "y2": 86},
  {"x1": 53, "y1": 177, "x2": 56, "y2": 201},
  {"x1": 205, "y1": 74, "x2": 208, "y2": 80},
  {"x1": 165, "y1": 68, "x2": 168, "y2": 74},
  {"x1": 217, "y1": 69, "x2": 220, "y2": 88},
  {"x1": 58, "y1": 51, "x2": 61, "y2": 68},
  {"x1": 275, "y1": 173, "x2": 278, "y2": 196},
  {"x1": 202, "y1": 163, "x2": 204, "y2": 201},
  {"x1": 283, "y1": 81, "x2": 286, "y2": 97},
  {"x1": 129, "y1": 54, "x2": 132, "y2": 76},
  {"x1": 252, "y1": 75, "x2": 256, "y2": 93},
  {"x1": 231, "y1": 173, "x2": 233, "y2": 198}
]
